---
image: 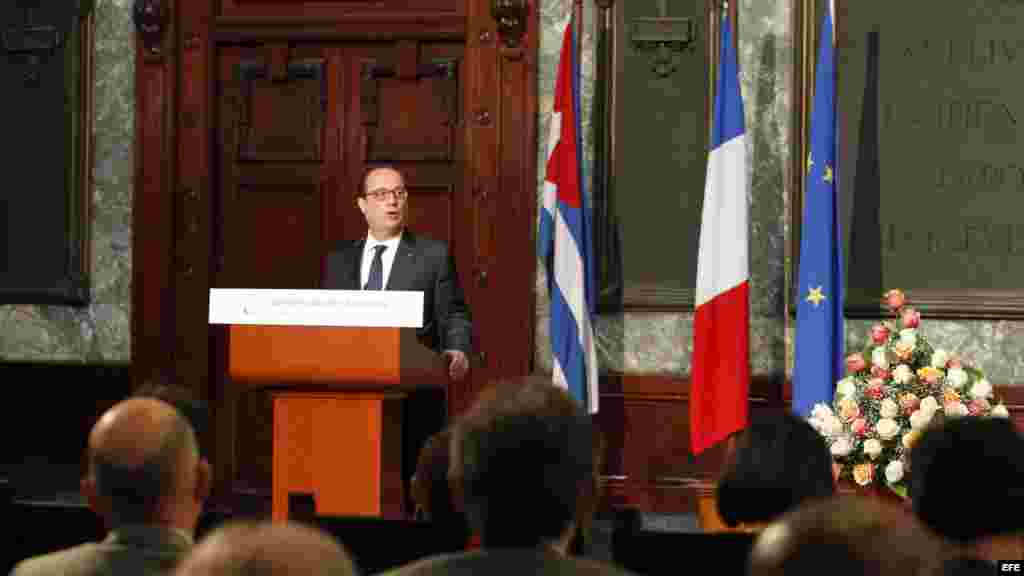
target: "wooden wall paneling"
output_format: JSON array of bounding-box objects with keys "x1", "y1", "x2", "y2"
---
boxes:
[
  {"x1": 132, "y1": 0, "x2": 177, "y2": 388},
  {"x1": 457, "y1": 0, "x2": 499, "y2": 416},
  {"x1": 596, "y1": 374, "x2": 784, "y2": 514},
  {"x1": 216, "y1": 0, "x2": 464, "y2": 21},
  {"x1": 177, "y1": 0, "x2": 214, "y2": 408},
  {"x1": 494, "y1": 0, "x2": 537, "y2": 382}
]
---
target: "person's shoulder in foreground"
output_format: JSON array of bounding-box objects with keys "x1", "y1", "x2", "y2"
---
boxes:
[{"x1": 378, "y1": 547, "x2": 637, "y2": 576}]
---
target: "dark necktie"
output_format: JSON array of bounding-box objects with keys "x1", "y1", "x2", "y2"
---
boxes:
[{"x1": 364, "y1": 245, "x2": 387, "y2": 290}]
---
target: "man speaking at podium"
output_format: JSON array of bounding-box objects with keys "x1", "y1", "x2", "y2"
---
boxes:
[{"x1": 324, "y1": 166, "x2": 472, "y2": 382}]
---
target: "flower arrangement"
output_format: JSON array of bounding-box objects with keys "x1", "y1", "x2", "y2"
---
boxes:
[{"x1": 807, "y1": 289, "x2": 1010, "y2": 498}]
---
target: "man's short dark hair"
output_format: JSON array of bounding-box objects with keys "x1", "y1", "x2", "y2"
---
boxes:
[
  {"x1": 92, "y1": 414, "x2": 196, "y2": 525},
  {"x1": 356, "y1": 165, "x2": 402, "y2": 199},
  {"x1": 909, "y1": 416, "x2": 1024, "y2": 542},
  {"x1": 456, "y1": 375, "x2": 596, "y2": 548},
  {"x1": 716, "y1": 411, "x2": 836, "y2": 526}
]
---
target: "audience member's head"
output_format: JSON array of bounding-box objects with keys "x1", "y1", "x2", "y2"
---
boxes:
[
  {"x1": 174, "y1": 520, "x2": 358, "y2": 576},
  {"x1": 716, "y1": 411, "x2": 835, "y2": 528},
  {"x1": 134, "y1": 373, "x2": 210, "y2": 459},
  {"x1": 749, "y1": 495, "x2": 946, "y2": 576},
  {"x1": 82, "y1": 397, "x2": 210, "y2": 533},
  {"x1": 451, "y1": 374, "x2": 599, "y2": 553},
  {"x1": 909, "y1": 416, "x2": 1024, "y2": 548}
]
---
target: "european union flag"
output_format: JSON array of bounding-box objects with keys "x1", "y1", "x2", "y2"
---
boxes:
[{"x1": 793, "y1": 4, "x2": 844, "y2": 417}]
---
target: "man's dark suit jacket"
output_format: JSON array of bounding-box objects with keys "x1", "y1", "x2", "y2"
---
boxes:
[{"x1": 323, "y1": 229, "x2": 472, "y2": 355}]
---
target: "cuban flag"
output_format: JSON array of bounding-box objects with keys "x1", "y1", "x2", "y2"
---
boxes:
[
  {"x1": 539, "y1": 14, "x2": 598, "y2": 414},
  {"x1": 690, "y1": 14, "x2": 749, "y2": 455}
]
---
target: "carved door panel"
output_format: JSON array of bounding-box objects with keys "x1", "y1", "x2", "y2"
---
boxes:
[
  {"x1": 212, "y1": 41, "x2": 473, "y2": 495},
  {"x1": 213, "y1": 44, "x2": 336, "y2": 494}
]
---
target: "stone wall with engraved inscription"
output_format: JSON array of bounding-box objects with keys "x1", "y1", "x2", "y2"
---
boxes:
[
  {"x1": 841, "y1": 1, "x2": 1024, "y2": 297},
  {"x1": 0, "y1": 0, "x2": 132, "y2": 362}
]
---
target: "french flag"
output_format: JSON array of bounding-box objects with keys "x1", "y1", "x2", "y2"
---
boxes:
[
  {"x1": 539, "y1": 14, "x2": 598, "y2": 414},
  {"x1": 690, "y1": 15, "x2": 749, "y2": 454}
]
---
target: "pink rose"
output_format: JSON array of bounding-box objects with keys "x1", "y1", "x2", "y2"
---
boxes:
[
  {"x1": 846, "y1": 353, "x2": 867, "y2": 373},
  {"x1": 968, "y1": 398, "x2": 991, "y2": 416},
  {"x1": 852, "y1": 418, "x2": 870, "y2": 436},
  {"x1": 871, "y1": 366, "x2": 891, "y2": 380},
  {"x1": 884, "y1": 289, "x2": 906, "y2": 310},
  {"x1": 866, "y1": 379, "x2": 885, "y2": 399},
  {"x1": 871, "y1": 324, "x2": 890, "y2": 344},
  {"x1": 947, "y1": 357, "x2": 962, "y2": 369},
  {"x1": 901, "y1": 307, "x2": 920, "y2": 328},
  {"x1": 900, "y1": 393, "x2": 921, "y2": 415}
]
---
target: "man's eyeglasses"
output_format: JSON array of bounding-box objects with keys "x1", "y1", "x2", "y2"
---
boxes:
[{"x1": 364, "y1": 186, "x2": 408, "y2": 202}]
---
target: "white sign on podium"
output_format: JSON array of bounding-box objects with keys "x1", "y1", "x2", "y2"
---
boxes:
[{"x1": 208, "y1": 288, "x2": 424, "y2": 328}]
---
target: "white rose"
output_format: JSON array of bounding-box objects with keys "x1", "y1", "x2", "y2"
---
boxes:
[
  {"x1": 863, "y1": 438, "x2": 883, "y2": 460},
  {"x1": 946, "y1": 367, "x2": 969, "y2": 389},
  {"x1": 931, "y1": 349, "x2": 950, "y2": 368},
  {"x1": 836, "y1": 378, "x2": 858, "y2": 399},
  {"x1": 871, "y1": 347, "x2": 889, "y2": 370},
  {"x1": 992, "y1": 404, "x2": 1010, "y2": 418},
  {"x1": 824, "y1": 416, "x2": 845, "y2": 437},
  {"x1": 880, "y1": 398, "x2": 900, "y2": 419},
  {"x1": 970, "y1": 378, "x2": 993, "y2": 400},
  {"x1": 876, "y1": 418, "x2": 900, "y2": 440},
  {"x1": 944, "y1": 402, "x2": 968, "y2": 418},
  {"x1": 885, "y1": 460, "x2": 905, "y2": 484},
  {"x1": 892, "y1": 364, "x2": 914, "y2": 384},
  {"x1": 919, "y1": 396, "x2": 940, "y2": 414},
  {"x1": 899, "y1": 329, "x2": 917, "y2": 346},
  {"x1": 909, "y1": 409, "x2": 934, "y2": 430},
  {"x1": 830, "y1": 435, "x2": 854, "y2": 457}
]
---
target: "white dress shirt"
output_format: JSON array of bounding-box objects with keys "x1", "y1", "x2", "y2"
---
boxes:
[{"x1": 360, "y1": 231, "x2": 403, "y2": 289}]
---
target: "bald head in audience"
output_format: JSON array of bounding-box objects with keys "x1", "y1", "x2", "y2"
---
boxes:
[
  {"x1": 749, "y1": 495, "x2": 946, "y2": 576},
  {"x1": 174, "y1": 521, "x2": 358, "y2": 576},
  {"x1": 11, "y1": 398, "x2": 210, "y2": 576},
  {"x1": 83, "y1": 397, "x2": 210, "y2": 531}
]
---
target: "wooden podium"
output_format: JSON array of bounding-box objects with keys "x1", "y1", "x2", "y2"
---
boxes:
[{"x1": 211, "y1": 290, "x2": 447, "y2": 521}]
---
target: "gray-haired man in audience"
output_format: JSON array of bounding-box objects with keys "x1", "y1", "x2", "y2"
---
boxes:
[
  {"x1": 10, "y1": 397, "x2": 210, "y2": 576},
  {"x1": 173, "y1": 520, "x2": 358, "y2": 576}
]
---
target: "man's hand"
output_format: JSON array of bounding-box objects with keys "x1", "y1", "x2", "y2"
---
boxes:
[{"x1": 441, "y1": 349, "x2": 470, "y2": 381}]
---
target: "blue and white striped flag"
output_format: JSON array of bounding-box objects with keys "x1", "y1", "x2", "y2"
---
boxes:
[{"x1": 539, "y1": 14, "x2": 598, "y2": 414}]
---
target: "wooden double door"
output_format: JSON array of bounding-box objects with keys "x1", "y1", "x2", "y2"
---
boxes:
[{"x1": 133, "y1": 2, "x2": 537, "y2": 502}]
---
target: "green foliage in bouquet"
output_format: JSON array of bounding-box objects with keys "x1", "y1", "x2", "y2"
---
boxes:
[{"x1": 807, "y1": 289, "x2": 1010, "y2": 497}]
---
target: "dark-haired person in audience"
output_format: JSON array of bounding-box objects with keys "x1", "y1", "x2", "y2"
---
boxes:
[
  {"x1": 715, "y1": 412, "x2": 836, "y2": 531},
  {"x1": 11, "y1": 398, "x2": 210, "y2": 576},
  {"x1": 173, "y1": 520, "x2": 358, "y2": 576},
  {"x1": 383, "y1": 374, "x2": 631, "y2": 575},
  {"x1": 132, "y1": 375, "x2": 228, "y2": 540},
  {"x1": 410, "y1": 427, "x2": 471, "y2": 550},
  {"x1": 909, "y1": 416, "x2": 1024, "y2": 575},
  {"x1": 133, "y1": 374, "x2": 210, "y2": 460},
  {"x1": 748, "y1": 494, "x2": 947, "y2": 576}
]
